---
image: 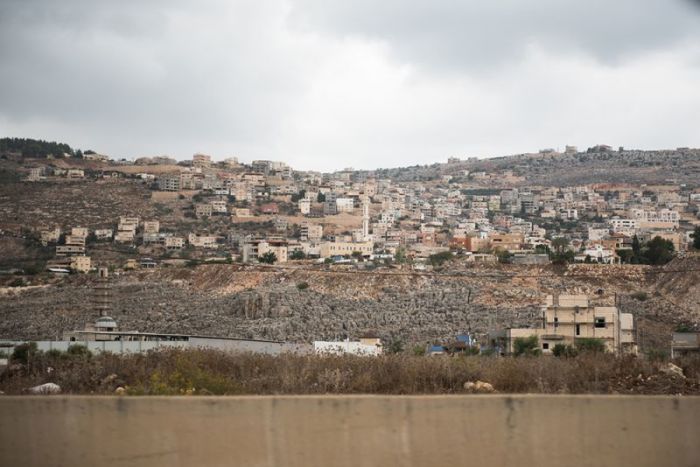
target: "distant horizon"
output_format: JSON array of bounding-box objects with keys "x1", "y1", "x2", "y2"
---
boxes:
[{"x1": 4, "y1": 134, "x2": 698, "y2": 173}]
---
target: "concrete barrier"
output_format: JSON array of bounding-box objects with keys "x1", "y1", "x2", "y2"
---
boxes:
[{"x1": 0, "y1": 395, "x2": 698, "y2": 467}]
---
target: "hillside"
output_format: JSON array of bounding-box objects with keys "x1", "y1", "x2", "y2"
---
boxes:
[{"x1": 2, "y1": 259, "x2": 698, "y2": 352}]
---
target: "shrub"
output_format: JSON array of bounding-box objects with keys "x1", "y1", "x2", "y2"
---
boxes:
[
  {"x1": 290, "y1": 250, "x2": 306, "y2": 260},
  {"x1": 646, "y1": 348, "x2": 669, "y2": 362},
  {"x1": 259, "y1": 252, "x2": 277, "y2": 264},
  {"x1": 552, "y1": 344, "x2": 578, "y2": 358},
  {"x1": 631, "y1": 291, "x2": 648, "y2": 301},
  {"x1": 575, "y1": 338, "x2": 606, "y2": 354},
  {"x1": 296, "y1": 282, "x2": 309, "y2": 290},
  {"x1": 66, "y1": 344, "x2": 92, "y2": 358},
  {"x1": 11, "y1": 342, "x2": 38, "y2": 364},
  {"x1": 428, "y1": 251, "x2": 453, "y2": 267},
  {"x1": 513, "y1": 336, "x2": 541, "y2": 357}
]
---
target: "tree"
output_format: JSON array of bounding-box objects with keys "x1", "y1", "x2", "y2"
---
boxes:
[
  {"x1": 575, "y1": 338, "x2": 606, "y2": 354},
  {"x1": 692, "y1": 226, "x2": 700, "y2": 250},
  {"x1": 428, "y1": 251, "x2": 453, "y2": 267},
  {"x1": 351, "y1": 251, "x2": 363, "y2": 260},
  {"x1": 386, "y1": 338, "x2": 405, "y2": 354},
  {"x1": 632, "y1": 235, "x2": 642, "y2": 260},
  {"x1": 394, "y1": 247, "x2": 407, "y2": 264},
  {"x1": 549, "y1": 237, "x2": 574, "y2": 264},
  {"x1": 495, "y1": 249, "x2": 513, "y2": 264},
  {"x1": 290, "y1": 250, "x2": 306, "y2": 260},
  {"x1": 642, "y1": 236, "x2": 674, "y2": 265},
  {"x1": 512, "y1": 336, "x2": 541, "y2": 356},
  {"x1": 317, "y1": 192, "x2": 326, "y2": 203},
  {"x1": 259, "y1": 251, "x2": 277, "y2": 264},
  {"x1": 552, "y1": 343, "x2": 577, "y2": 358}
]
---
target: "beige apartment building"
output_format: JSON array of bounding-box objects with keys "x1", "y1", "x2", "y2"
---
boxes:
[
  {"x1": 143, "y1": 221, "x2": 160, "y2": 234},
  {"x1": 70, "y1": 256, "x2": 92, "y2": 273},
  {"x1": 506, "y1": 295, "x2": 637, "y2": 355},
  {"x1": 319, "y1": 241, "x2": 373, "y2": 258}
]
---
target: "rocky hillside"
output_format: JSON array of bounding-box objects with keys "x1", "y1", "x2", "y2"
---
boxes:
[{"x1": 2, "y1": 258, "x2": 698, "y2": 350}]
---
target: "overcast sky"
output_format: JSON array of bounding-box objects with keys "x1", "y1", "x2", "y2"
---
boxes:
[{"x1": 1, "y1": 0, "x2": 699, "y2": 171}]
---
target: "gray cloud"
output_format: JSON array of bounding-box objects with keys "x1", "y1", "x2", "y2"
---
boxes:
[{"x1": 1, "y1": 0, "x2": 699, "y2": 171}]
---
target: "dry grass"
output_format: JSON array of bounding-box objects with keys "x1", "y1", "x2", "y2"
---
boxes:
[{"x1": 2, "y1": 348, "x2": 700, "y2": 396}]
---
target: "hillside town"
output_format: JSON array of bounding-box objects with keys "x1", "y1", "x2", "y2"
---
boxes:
[
  {"x1": 1, "y1": 140, "x2": 699, "y2": 362},
  {"x1": 10, "y1": 147, "x2": 700, "y2": 275}
]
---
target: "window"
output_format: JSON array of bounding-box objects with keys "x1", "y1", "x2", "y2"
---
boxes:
[
  {"x1": 542, "y1": 343, "x2": 549, "y2": 350},
  {"x1": 553, "y1": 317, "x2": 559, "y2": 328},
  {"x1": 595, "y1": 317, "x2": 606, "y2": 328},
  {"x1": 575, "y1": 324, "x2": 581, "y2": 336}
]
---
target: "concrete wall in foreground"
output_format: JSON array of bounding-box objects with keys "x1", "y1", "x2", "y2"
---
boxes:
[{"x1": 0, "y1": 395, "x2": 698, "y2": 467}]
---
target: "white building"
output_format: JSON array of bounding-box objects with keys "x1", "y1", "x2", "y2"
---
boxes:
[{"x1": 313, "y1": 338, "x2": 382, "y2": 356}]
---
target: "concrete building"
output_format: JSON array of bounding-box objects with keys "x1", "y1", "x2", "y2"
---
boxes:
[
  {"x1": 319, "y1": 241, "x2": 373, "y2": 258},
  {"x1": 671, "y1": 332, "x2": 700, "y2": 357},
  {"x1": 298, "y1": 198, "x2": 311, "y2": 215},
  {"x1": 188, "y1": 233, "x2": 218, "y2": 248},
  {"x1": 196, "y1": 204, "x2": 213, "y2": 218},
  {"x1": 314, "y1": 337, "x2": 382, "y2": 356},
  {"x1": 142, "y1": 221, "x2": 160, "y2": 234},
  {"x1": 506, "y1": 295, "x2": 637, "y2": 355},
  {"x1": 158, "y1": 175, "x2": 180, "y2": 191},
  {"x1": 94, "y1": 229, "x2": 113, "y2": 240},
  {"x1": 192, "y1": 153, "x2": 212, "y2": 168},
  {"x1": 300, "y1": 222, "x2": 323, "y2": 242},
  {"x1": 258, "y1": 240, "x2": 288, "y2": 263},
  {"x1": 336, "y1": 198, "x2": 355, "y2": 213},
  {"x1": 70, "y1": 256, "x2": 91, "y2": 273},
  {"x1": 165, "y1": 236, "x2": 185, "y2": 250},
  {"x1": 40, "y1": 227, "x2": 61, "y2": 245}
]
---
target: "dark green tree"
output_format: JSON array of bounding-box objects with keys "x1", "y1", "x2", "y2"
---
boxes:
[
  {"x1": 642, "y1": 236, "x2": 674, "y2": 265},
  {"x1": 512, "y1": 336, "x2": 541, "y2": 356},
  {"x1": 692, "y1": 226, "x2": 700, "y2": 250},
  {"x1": 259, "y1": 251, "x2": 277, "y2": 264}
]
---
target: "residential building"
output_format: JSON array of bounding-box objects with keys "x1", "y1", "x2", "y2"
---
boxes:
[
  {"x1": 196, "y1": 204, "x2": 213, "y2": 218},
  {"x1": 188, "y1": 233, "x2": 218, "y2": 248},
  {"x1": 192, "y1": 153, "x2": 212, "y2": 168},
  {"x1": 336, "y1": 198, "x2": 355, "y2": 213},
  {"x1": 165, "y1": 237, "x2": 185, "y2": 250},
  {"x1": 70, "y1": 256, "x2": 91, "y2": 273},
  {"x1": 40, "y1": 227, "x2": 61, "y2": 245},
  {"x1": 299, "y1": 198, "x2": 311, "y2": 215},
  {"x1": 671, "y1": 332, "x2": 700, "y2": 358},
  {"x1": 143, "y1": 221, "x2": 160, "y2": 234},
  {"x1": 506, "y1": 295, "x2": 637, "y2": 355},
  {"x1": 314, "y1": 338, "x2": 382, "y2": 356},
  {"x1": 258, "y1": 240, "x2": 288, "y2": 263},
  {"x1": 94, "y1": 229, "x2": 113, "y2": 240},
  {"x1": 300, "y1": 222, "x2": 323, "y2": 242},
  {"x1": 319, "y1": 241, "x2": 373, "y2": 258}
]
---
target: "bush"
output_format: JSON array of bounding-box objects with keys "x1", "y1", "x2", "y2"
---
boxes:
[
  {"x1": 0, "y1": 348, "x2": 699, "y2": 395},
  {"x1": 66, "y1": 344, "x2": 92, "y2": 358},
  {"x1": 259, "y1": 252, "x2": 277, "y2": 264},
  {"x1": 428, "y1": 251, "x2": 453, "y2": 267},
  {"x1": 552, "y1": 344, "x2": 578, "y2": 358},
  {"x1": 513, "y1": 336, "x2": 541, "y2": 357},
  {"x1": 575, "y1": 338, "x2": 606, "y2": 354},
  {"x1": 290, "y1": 250, "x2": 306, "y2": 260},
  {"x1": 11, "y1": 342, "x2": 38, "y2": 364},
  {"x1": 296, "y1": 282, "x2": 309, "y2": 290},
  {"x1": 631, "y1": 291, "x2": 648, "y2": 301}
]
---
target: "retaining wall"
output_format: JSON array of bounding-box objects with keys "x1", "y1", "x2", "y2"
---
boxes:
[{"x1": 1, "y1": 395, "x2": 698, "y2": 467}]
